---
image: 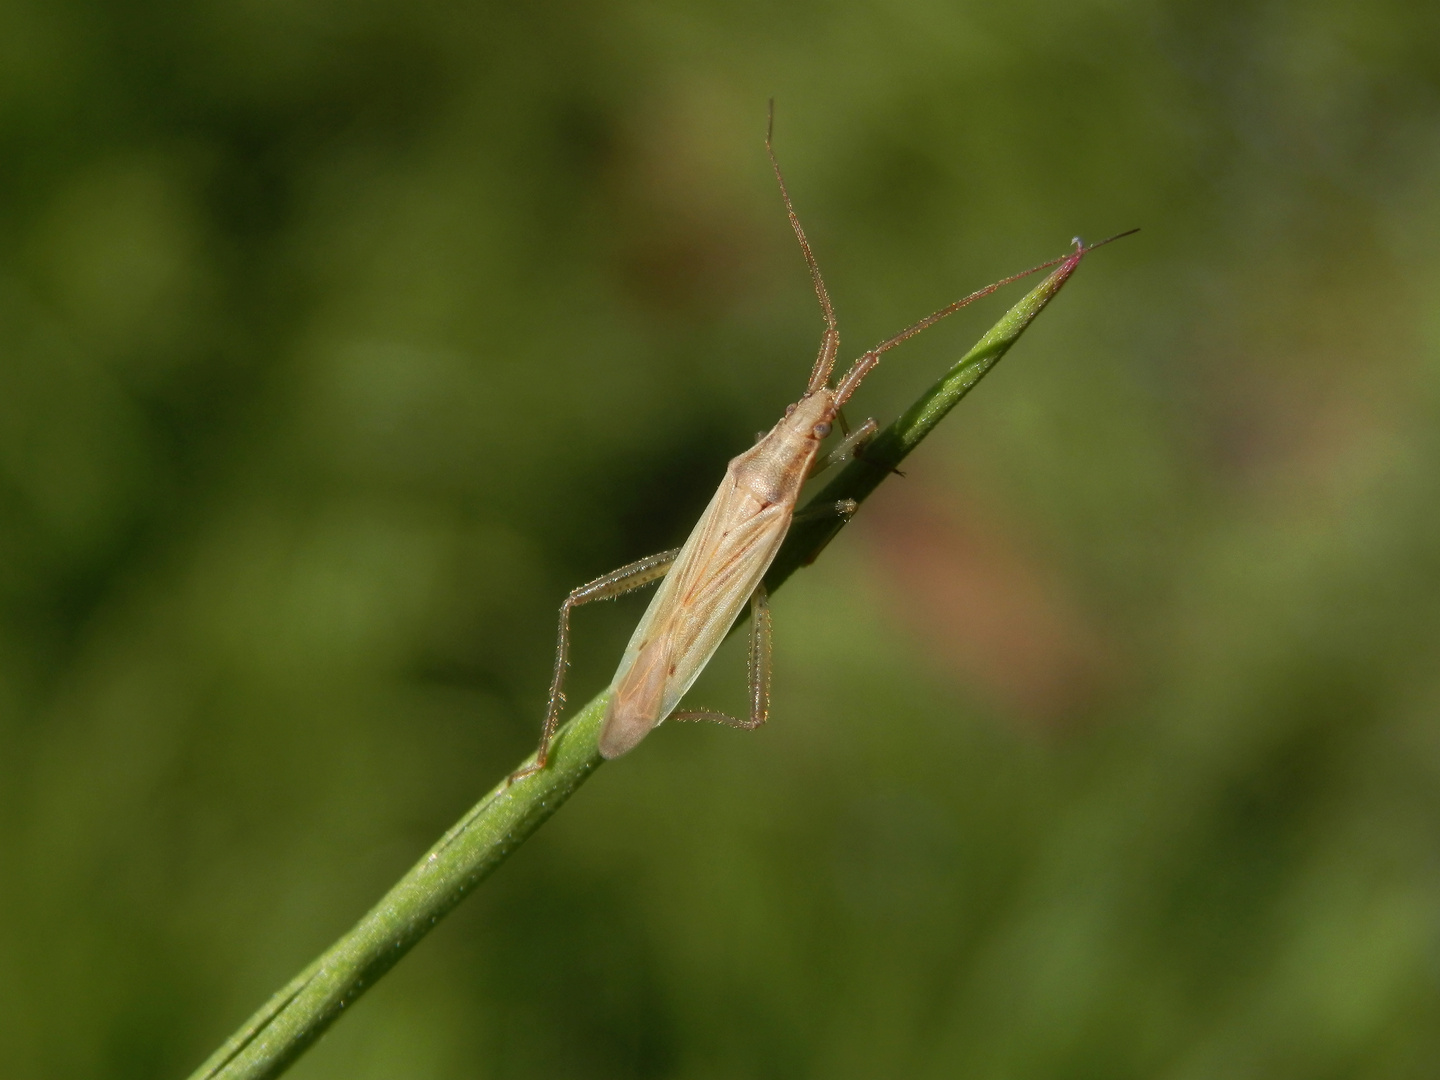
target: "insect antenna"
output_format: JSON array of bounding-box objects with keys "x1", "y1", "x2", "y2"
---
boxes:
[
  {"x1": 766, "y1": 100, "x2": 840, "y2": 395},
  {"x1": 1076, "y1": 227, "x2": 1141, "y2": 253},
  {"x1": 833, "y1": 249, "x2": 1073, "y2": 406}
]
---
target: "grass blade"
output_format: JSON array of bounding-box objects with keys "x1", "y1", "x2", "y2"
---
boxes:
[{"x1": 187, "y1": 240, "x2": 1108, "y2": 1080}]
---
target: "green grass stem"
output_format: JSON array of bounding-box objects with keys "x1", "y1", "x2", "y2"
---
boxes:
[{"x1": 187, "y1": 243, "x2": 1100, "y2": 1080}]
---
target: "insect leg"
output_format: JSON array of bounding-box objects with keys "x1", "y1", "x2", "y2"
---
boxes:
[
  {"x1": 510, "y1": 548, "x2": 680, "y2": 782},
  {"x1": 810, "y1": 418, "x2": 879, "y2": 477},
  {"x1": 788, "y1": 499, "x2": 860, "y2": 568},
  {"x1": 791, "y1": 498, "x2": 858, "y2": 525},
  {"x1": 672, "y1": 583, "x2": 772, "y2": 731},
  {"x1": 747, "y1": 583, "x2": 772, "y2": 728}
]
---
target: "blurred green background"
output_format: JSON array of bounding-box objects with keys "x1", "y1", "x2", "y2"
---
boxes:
[{"x1": 3, "y1": 0, "x2": 1440, "y2": 1077}]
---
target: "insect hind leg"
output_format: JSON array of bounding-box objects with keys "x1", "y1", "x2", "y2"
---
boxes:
[{"x1": 672, "y1": 584, "x2": 772, "y2": 732}]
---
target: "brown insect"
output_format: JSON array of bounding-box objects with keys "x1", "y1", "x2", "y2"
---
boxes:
[{"x1": 513, "y1": 107, "x2": 1068, "y2": 779}]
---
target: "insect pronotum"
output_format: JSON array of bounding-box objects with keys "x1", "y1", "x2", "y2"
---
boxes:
[{"x1": 511, "y1": 107, "x2": 1076, "y2": 780}]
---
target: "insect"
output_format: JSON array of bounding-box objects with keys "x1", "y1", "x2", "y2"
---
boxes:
[{"x1": 512, "y1": 108, "x2": 1061, "y2": 779}]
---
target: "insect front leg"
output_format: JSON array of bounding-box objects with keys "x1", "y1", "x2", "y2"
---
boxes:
[
  {"x1": 810, "y1": 415, "x2": 880, "y2": 477},
  {"x1": 672, "y1": 583, "x2": 773, "y2": 732},
  {"x1": 510, "y1": 548, "x2": 680, "y2": 782}
]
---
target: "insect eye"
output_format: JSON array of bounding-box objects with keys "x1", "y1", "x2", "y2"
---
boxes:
[{"x1": 812, "y1": 421, "x2": 832, "y2": 438}]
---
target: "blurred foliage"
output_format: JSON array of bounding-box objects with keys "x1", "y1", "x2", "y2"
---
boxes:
[{"x1": 2, "y1": 0, "x2": 1440, "y2": 1078}]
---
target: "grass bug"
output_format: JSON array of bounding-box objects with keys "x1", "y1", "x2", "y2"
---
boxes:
[{"x1": 512, "y1": 107, "x2": 1084, "y2": 779}]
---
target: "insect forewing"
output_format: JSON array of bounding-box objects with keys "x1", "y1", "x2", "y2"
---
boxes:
[{"x1": 601, "y1": 463, "x2": 793, "y2": 754}]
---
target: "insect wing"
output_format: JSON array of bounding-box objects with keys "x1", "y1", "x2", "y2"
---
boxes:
[
  {"x1": 654, "y1": 498, "x2": 789, "y2": 723},
  {"x1": 607, "y1": 471, "x2": 791, "y2": 728}
]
